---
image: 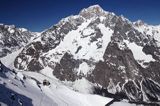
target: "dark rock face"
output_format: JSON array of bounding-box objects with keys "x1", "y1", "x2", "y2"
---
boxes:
[
  {"x1": 53, "y1": 53, "x2": 80, "y2": 81},
  {"x1": 123, "y1": 80, "x2": 143, "y2": 101},
  {"x1": 27, "y1": 59, "x2": 43, "y2": 72},
  {"x1": 145, "y1": 62, "x2": 160, "y2": 82},
  {"x1": 122, "y1": 78, "x2": 160, "y2": 102},
  {"x1": 143, "y1": 45, "x2": 160, "y2": 61},
  {"x1": 142, "y1": 79, "x2": 160, "y2": 101},
  {"x1": 88, "y1": 41, "x2": 141, "y2": 85}
]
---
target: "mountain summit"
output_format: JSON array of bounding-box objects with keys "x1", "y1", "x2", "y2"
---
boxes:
[{"x1": 79, "y1": 5, "x2": 107, "y2": 17}]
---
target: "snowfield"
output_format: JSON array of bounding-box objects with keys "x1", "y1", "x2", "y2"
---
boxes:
[
  {"x1": 0, "y1": 48, "x2": 23, "y2": 69},
  {"x1": 0, "y1": 65, "x2": 113, "y2": 106},
  {"x1": 124, "y1": 40, "x2": 155, "y2": 63},
  {"x1": 110, "y1": 102, "x2": 136, "y2": 106}
]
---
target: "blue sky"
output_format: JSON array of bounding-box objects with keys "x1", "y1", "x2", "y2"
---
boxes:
[{"x1": 0, "y1": 0, "x2": 160, "y2": 32}]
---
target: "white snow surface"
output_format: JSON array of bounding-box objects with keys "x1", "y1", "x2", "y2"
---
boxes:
[
  {"x1": 111, "y1": 101, "x2": 136, "y2": 106},
  {"x1": 124, "y1": 40, "x2": 155, "y2": 63},
  {"x1": 0, "y1": 67, "x2": 113, "y2": 106},
  {"x1": 76, "y1": 62, "x2": 95, "y2": 75},
  {"x1": 8, "y1": 27, "x2": 15, "y2": 33},
  {"x1": 72, "y1": 78, "x2": 93, "y2": 94},
  {"x1": 19, "y1": 28, "x2": 27, "y2": 32},
  {"x1": 82, "y1": 27, "x2": 95, "y2": 36},
  {"x1": 0, "y1": 48, "x2": 23, "y2": 69}
]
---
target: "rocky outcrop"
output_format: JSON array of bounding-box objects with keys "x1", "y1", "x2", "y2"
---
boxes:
[{"x1": 53, "y1": 53, "x2": 80, "y2": 81}]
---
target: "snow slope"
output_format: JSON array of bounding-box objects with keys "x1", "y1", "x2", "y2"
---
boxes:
[
  {"x1": 0, "y1": 48, "x2": 23, "y2": 69},
  {"x1": 124, "y1": 40, "x2": 155, "y2": 63},
  {"x1": 111, "y1": 102, "x2": 136, "y2": 106},
  {"x1": 0, "y1": 65, "x2": 112, "y2": 106}
]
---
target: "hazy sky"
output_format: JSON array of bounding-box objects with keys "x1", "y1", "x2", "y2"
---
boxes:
[{"x1": 0, "y1": 0, "x2": 160, "y2": 32}]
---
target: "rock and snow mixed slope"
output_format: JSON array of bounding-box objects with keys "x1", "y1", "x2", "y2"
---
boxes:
[
  {"x1": 134, "y1": 20, "x2": 160, "y2": 46},
  {"x1": 0, "y1": 24, "x2": 37, "y2": 58},
  {"x1": 1, "y1": 5, "x2": 160, "y2": 105}
]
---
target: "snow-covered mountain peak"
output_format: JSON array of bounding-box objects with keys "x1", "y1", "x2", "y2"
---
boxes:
[
  {"x1": 79, "y1": 5, "x2": 109, "y2": 19},
  {"x1": 133, "y1": 20, "x2": 147, "y2": 27},
  {"x1": 80, "y1": 4, "x2": 104, "y2": 13}
]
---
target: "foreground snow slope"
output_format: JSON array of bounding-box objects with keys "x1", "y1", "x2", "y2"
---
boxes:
[{"x1": 0, "y1": 65, "x2": 112, "y2": 106}]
